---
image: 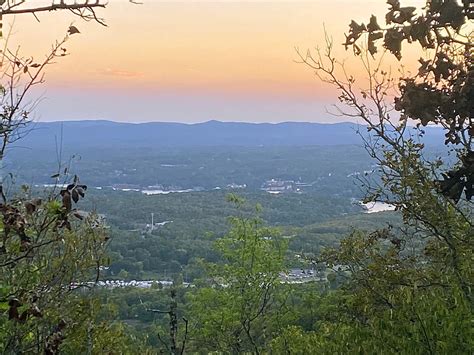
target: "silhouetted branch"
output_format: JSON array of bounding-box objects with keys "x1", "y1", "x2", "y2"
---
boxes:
[{"x1": 2, "y1": 2, "x2": 105, "y2": 17}]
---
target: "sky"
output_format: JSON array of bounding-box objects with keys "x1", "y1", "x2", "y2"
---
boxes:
[{"x1": 4, "y1": 0, "x2": 425, "y2": 123}]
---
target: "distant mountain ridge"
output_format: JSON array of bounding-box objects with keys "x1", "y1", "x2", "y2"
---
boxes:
[{"x1": 18, "y1": 120, "x2": 444, "y2": 150}]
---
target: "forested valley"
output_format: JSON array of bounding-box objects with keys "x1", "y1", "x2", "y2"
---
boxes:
[{"x1": 0, "y1": 0, "x2": 472, "y2": 354}]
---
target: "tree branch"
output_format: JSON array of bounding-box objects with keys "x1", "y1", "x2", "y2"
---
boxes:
[{"x1": 2, "y1": 2, "x2": 106, "y2": 17}]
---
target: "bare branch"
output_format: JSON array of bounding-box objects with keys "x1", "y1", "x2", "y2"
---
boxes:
[{"x1": 2, "y1": 2, "x2": 106, "y2": 16}]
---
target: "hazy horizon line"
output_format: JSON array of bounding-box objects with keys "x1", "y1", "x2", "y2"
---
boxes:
[{"x1": 34, "y1": 118, "x2": 360, "y2": 125}]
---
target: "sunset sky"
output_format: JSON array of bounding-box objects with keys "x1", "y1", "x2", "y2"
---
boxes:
[{"x1": 6, "y1": 0, "x2": 425, "y2": 123}]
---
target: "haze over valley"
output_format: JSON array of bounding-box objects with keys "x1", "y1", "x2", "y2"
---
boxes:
[{"x1": 1, "y1": 1, "x2": 471, "y2": 353}]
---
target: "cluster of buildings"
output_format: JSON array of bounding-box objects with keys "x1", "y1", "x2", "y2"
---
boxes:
[
  {"x1": 280, "y1": 268, "x2": 327, "y2": 283},
  {"x1": 261, "y1": 179, "x2": 312, "y2": 194},
  {"x1": 226, "y1": 183, "x2": 247, "y2": 189},
  {"x1": 94, "y1": 280, "x2": 190, "y2": 289}
]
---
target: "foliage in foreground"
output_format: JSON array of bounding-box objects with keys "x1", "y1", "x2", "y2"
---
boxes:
[
  {"x1": 0, "y1": 182, "x2": 144, "y2": 353},
  {"x1": 187, "y1": 195, "x2": 288, "y2": 354},
  {"x1": 0, "y1": 2, "x2": 148, "y2": 353},
  {"x1": 280, "y1": 0, "x2": 474, "y2": 353}
]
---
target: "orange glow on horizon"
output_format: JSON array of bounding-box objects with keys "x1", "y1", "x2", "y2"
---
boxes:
[{"x1": 2, "y1": 0, "x2": 428, "y2": 122}]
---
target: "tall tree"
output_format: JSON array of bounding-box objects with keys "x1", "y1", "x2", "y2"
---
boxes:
[{"x1": 188, "y1": 195, "x2": 288, "y2": 354}]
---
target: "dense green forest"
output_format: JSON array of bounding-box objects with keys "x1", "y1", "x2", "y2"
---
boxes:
[{"x1": 82, "y1": 189, "x2": 401, "y2": 280}]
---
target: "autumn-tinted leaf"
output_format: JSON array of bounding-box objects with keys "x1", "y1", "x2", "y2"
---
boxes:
[
  {"x1": 76, "y1": 186, "x2": 85, "y2": 198},
  {"x1": 67, "y1": 25, "x2": 80, "y2": 35},
  {"x1": 384, "y1": 28, "x2": 404, "y2": 60},
  {"x1": 399, "y1": 6, "x2": 416, "y2": 22},
  {"x1": 437, "y1": 0, "x2": 465, "y2": 29},
  {"x1": 71, "y1": 189, "x2": 79, "y2": 204},
  {"x1": 61, "y1": 190, "x2": 72, "y2": 212},
  {"x1": 368, "y1": 31, "x2": 383, "y2": 55},
  {"x1": 417, "y1": 58, "x2": 431, "y2": 75},
  {"x1": 344, "y1": 20, "x2": 367, "y2": 48},
  {"x1": 410, "y1": 21, "x2": 432, "y2": 47},
  {"x1": 367, "y1": 15, "x2": 381, "y2": 32},
  {"x1": 387, "y1": 0, "x2": 400, "y2": 11},
  {"x1": 349, "y1": 20, "x2": 366, "y2": 35}
]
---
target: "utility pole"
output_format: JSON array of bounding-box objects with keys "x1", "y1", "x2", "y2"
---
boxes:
[{"x1": 151, "y1": 212, "x2": 154, "y2": 231}]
